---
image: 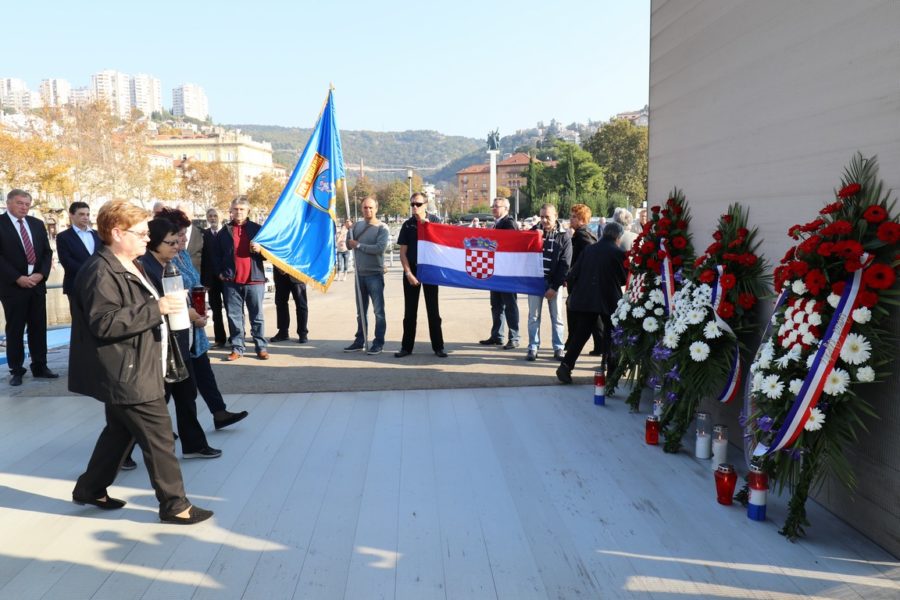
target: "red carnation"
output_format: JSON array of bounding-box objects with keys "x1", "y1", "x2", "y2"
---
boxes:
[
  {"x1": 819, "y1": 201, "x2": 843, "y2": 215},
  {"x1": 856, "y1": 290, "x2": 878, "y2": 308},
  {"x1": 788, "y1": 260, "x2": 809, "y2": 277},
  {"x1": 863, "y1": 205, "x2": 887, "y2": 224},
  {"x1": 672, "y1": 256, "x2": 684, "y2": 267},
  {"x1": 671, "y1": 236, "x2": 687, "y2": 250},
  {"x1": 666, "y1": 197, "x2": 676, "y2": 206},
  {"x1": 699, "y1": 269, "x2": 716, "y2": 284},
  {"x1": 719, "y1": 273, "x2": 737, "y2": 290},
  {"x1": 863, "y1": 263, "x2": 896, "y2": 290},
  {"x1": 774, "y1": 266, "x2": 788, "y2": 290},
  {"x1": 845, "y1": 257, "x2": 864, "y2": 272},
  {"x1": 728, "y1": 239, "x2": 743, "y2": 249},
  {"x1": 633, "y1": 255, "x2": 643, "y2": 266},
  {"x1": 737, "y1": 228, "x2": 749, "y2": 237},
  {"x1": 641, "y1": 241, "x2": 655, "y2": 255},
  {"x1": 788, "y1": 225, "x2": 802, "y2": 239},
  {"x1": 651, "y1": 205, "x2": 661, "y2": 214},
  {"x1": 722, "y1": 214, "x2": 733, "y2": 224},
  {"x1": 658, "y1": 217, "x2": 672, "y2": 229},
  {"x1": 877, "y1": 221, "x2": 900, "y2": 244},
  {"x1": 782, "y1": 246, "x2": 797, "y2": 263},
  {"x1": 738, "y1": 292, "x2": 756, "y2": 310},
  {"x1": 646, "y1": 257, "x2": 660, "y2": 272},
  {"x1": 798, "y1": 235, "x2": 821, "y2": 255},
  {"x1": 801, "y1": 219, "x2": 825, "y2": 233},
  {"x1": 833, "y1": 240, "x2": 864, "y2": 260},
  {"x1": 657, "y1": 249, "x2": 667, "y2": 260},
  {"x1": 712, "y1": 231, "x2": 723, "y2": 241},
  {"x1": 623, "y1": 257, "x2": 631, "y2": 270},
  {"x1": 837, "y1": 183, "x2": 861, "y2": 199},
  {"x1": 816, "y1": 242, "x2": 834, "y2": 257},
  {"x1": 804, "y1": 269, "x2": 827, "y2": 296},
  {"x1": 740, "y1": 253, "x2": 758, "y2": 267},
  {"x1": 676, "y1": 220, "x2": 687, "y2": 230},
  {"x1": 693, "y1": 256, "x2": 706, "y2": 269},
  {"x1": 671, "y1": 205, "x2": 683, "y2": 215},
  {"x1": 717, "y1": 301, "x2": 735, "y2": 319},
  {"x1": 831, "y1": 281, "x2": 846, "y2": 296},
  {"x1": 821, "y1": 220, "x2": 853, "y2": 237},
  {"x1": 707, "y1": 242, "x2": 723, "y2": 255}
]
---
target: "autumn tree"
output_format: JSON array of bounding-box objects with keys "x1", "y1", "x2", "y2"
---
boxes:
[
  {"x1": 180, "y1": 160, "x2": 238, "y2": 211},
  {"x1": 245, "y1": 172, "x2": 286, "y2": 214},
  {"x1": 583, "y1": 119, "x2": 648, "y2": 205},
  {"x1": 0, "y1": 131, "x2": 73, "y2": 212},
  {"x1": 377, "y1": 180, "x2": 411, "y2": 218}
]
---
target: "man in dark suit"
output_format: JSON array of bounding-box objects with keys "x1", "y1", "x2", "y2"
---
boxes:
[
  {"x1": 0, "y1": 189, "x2": 58, "y2": 386},
  {"x1": 556, "y1": 221, "x2": 626, "y2": 384},
  {"x1": 55, "y1": 201, "x2": 101, "y2": 296},
  {"x1": 479, "y1": 197, "x2": 521, "y2": 349},
  {"x1": 200, "y1": 207, "x2": 227, "y2": 346}
]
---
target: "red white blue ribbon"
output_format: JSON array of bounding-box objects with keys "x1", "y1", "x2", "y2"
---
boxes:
[
  {"x1": 710, "y1": 266, "x2": 741, "y2": 403},
  {"x1": 754, "y1": 259, "x2": 870, "y2": 456},
  {"x1": 659, "y1": 238, "x2": 675, "y2": 316}
]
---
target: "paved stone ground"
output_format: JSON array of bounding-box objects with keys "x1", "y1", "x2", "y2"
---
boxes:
[{"x1": 6, "y1": 265, "x2": 607, "y2": 397}]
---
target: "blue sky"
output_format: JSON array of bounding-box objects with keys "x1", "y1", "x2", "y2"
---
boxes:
[{"x1": 6, "y1": 0, "x2": 649, "y2": 138}]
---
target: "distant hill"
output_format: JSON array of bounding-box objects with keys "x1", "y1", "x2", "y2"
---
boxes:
[{"x1": 227, "y1": 124, "x2": 484, "y2": 184}]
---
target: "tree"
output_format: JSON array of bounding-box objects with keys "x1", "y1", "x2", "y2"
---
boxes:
[
  {"x1": 245, "y1": 172, "x2": 286, "y2": 214},
  {"x1": 180, "y1": 160, "x2": 238, "y2": 211},
  {"x1": 0, "y1": 131, "x2": 73, "y2": 212},
  {"x1": 583, "y1": 119, "x2": 648, "y2": 205},
  {"x1": 150, "y1": 166, "x2": 180, "y2": 202},
  {"x1": 349, "y1": 176, "x2": 377, "y2": 219},
  {"x1": 495, "y1": 185, "x2": 512, "y2": 200},
  {"x1": 376, "y1": 180, "x2": 410, "y2": 218}
]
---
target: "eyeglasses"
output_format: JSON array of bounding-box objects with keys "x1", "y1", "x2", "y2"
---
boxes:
[
  {"x1": 160, "y1": 239, "x2": 179, "y2": 247},
  {"x1": 123, "y1": 229, "x2": 150, "y2": 238},
  {"x1": 410, "y1": 202, "x2": 426, "y2": 207}
]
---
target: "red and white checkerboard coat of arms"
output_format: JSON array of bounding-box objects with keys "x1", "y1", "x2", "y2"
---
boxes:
[{"x1": 464, "y1": 238, "x2": 498, "y2": 280}]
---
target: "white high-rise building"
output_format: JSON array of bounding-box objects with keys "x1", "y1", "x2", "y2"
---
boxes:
[
  {"x1": 0, "y1": 78, "x2": 29, "y2": 111},
  {"x1": 131, "y1": 74, "x2": 162, "y2": 116},
  {"x1": 172, "y1": 83, "x2": 209, "y2": 121},
  {"x1": 69, "y1": 87, "x2": 94, "y2": 106},
  {"x1": 39, "y1": 78, "x2": 72, "y2": 107},
  {"x1": 92, "y1": 70, "x2": 132, "y2": 119}
]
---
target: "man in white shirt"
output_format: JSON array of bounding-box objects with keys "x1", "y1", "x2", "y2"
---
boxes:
[{"x1": 56, "y1": 201, "x2": 101, "y2": 296}]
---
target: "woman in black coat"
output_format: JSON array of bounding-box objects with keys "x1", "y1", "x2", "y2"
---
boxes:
[{"x1": 70, "y1": 200, "x2": 213, "y2": 524}]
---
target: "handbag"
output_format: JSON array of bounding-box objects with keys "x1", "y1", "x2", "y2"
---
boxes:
[{"x1": 164, "y1": 328, "x2": 189, "y2": 383}]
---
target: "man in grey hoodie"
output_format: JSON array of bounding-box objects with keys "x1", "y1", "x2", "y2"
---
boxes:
[{"x1": 343, "y1": 197, "x2": 391, "y2": 355}]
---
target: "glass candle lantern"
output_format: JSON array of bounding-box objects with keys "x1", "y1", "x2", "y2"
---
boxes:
[
  {"x1": 714, "y1": 463, "x2": 738, "y2": 505},
  {"x1": 711, "y1": 424, "x2": 728, "y2": 469},
  {"x1": 747, "y1": 463, "x2": 769, "y2": 521},
  {"x1": 191, "y1": 286, "x2": 207, "y2": 317},
  {"x1": 593, "y1": 370, "x2": 606, "y2": 406},
  {"x1": 695, "y1": 411, "x2": 712, "y2": 459},
  {"x1": 645, "y1": 415, "x2": 660, "y2": 445},
  {"x1": 652, "y1": 385, "x2": 664, "y2": 417}
]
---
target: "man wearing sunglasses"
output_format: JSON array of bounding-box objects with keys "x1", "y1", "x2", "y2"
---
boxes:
[{"x1": 395, "y1": 192, "x2": 447, "y2": 358}]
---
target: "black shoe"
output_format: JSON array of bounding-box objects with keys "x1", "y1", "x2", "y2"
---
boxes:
[
  {"x1": 269, "y1": 333, "x2": 289, "y2": 343},
  {"x1": 556, "y1": 363, "x2": 573, "y2": 384},
  {"x1": 479, "y1": 337, "x2": 503, "y2": 345},
  {"x1": 183, "y1": 447, "x2": 222, "y2": 459},
  {"x1": 32, "y1": 368, "x2": 59, "y2": 379},
  {"x1": 503, "y1": 341, "x2": 519, "y2": 350},
  {"x1": 526, "y1": 350, "x2": 537, "y2": 361},
  {"x1": 297, "y1": 337, "x2": 308, "y2": 344},
  {"x1": 73, "y1": 494, "x2": 127, "y2": 510},
  {"x1": 435, "y1": 349, "x2": 448, "y2": 358},
  {"x1": 160, "y1": 505, "x2": 214, "y2": 525},
  {"x1": 344, "y1": 342, "x2": 365, "y2": 352},
  {"x1": 553, "y1": 350, "x2": 564, "y2": 361},
  {"x1": 588, "y1": 349, "x2": 602, "y2": 356},
  {"x1": 214, "y1": 410, "x2": 249, "y2": 430},
  {"x1": 121, "y1": 457, "x2": 137, "y2": 470},
  {"x1": 9, "y1": 373, "x2": 23, "y2": 386},
  {"x1": 213, "y1": 341, "x2": 227, "y2": 349},
  {"x1": 367, "y1": 345, "x2": 384, "y2": 355},
  {"x1": 394, "y1": 349, "x2": 412, "y2": 358}
]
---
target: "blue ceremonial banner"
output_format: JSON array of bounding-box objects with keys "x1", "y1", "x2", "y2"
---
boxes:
[{"x1": 254, "y1": 88, "x2": 345, "y2": 291}]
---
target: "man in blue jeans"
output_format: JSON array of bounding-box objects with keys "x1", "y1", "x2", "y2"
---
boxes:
[
  {"x1": 213, "y1": 196, "x2": 269, "y2": 360},
  {"x1": 344, "y1": 197, "x2": 391, "y2": 355}
]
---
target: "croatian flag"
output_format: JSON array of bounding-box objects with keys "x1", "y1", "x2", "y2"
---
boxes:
[{"x1": 416, "y1": 222, "x2": 545, "y2": 295}]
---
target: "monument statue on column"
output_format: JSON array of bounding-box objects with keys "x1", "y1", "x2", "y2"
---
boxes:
[{"x1": 487, "y1": 129, "x2": 500, "y2": 205}]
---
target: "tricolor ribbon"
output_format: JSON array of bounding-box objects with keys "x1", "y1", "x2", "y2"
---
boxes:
[
  {"x1": 710, "y1": 265, "x2": 741, "y2": 403},
  {"x1": 754, "y1": 256, "x2": 871, "y2": 456},
  {"x1": 659, "y1": 238, "x2": 675, "y2": 316}
]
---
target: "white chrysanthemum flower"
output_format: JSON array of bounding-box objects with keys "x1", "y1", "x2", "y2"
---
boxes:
[
  {"x1": 751, "y1": 371, "x2": 764, "y2": 393},
  {"x1": 840, "y1": 333, "x2": 872, "y2": 366},
  {"x1": 775, "y1": 348, "x2": 800, "y2": 370},
  {"x1": 654, "y1": 275, "x2": 662, "y2": 286},
  {"x1": 856, "y1": 366, "x2": 875, "y2": 382},
  {"x1": 778, "y1": 323, "x2": 790, "y2": 337},
  {"x1": 823, "y1": 368, "x2": 850, "y2": 396},
  {"x1": 689, "y1": 341, "x2": 711, "y2": 362},
  {"x1": 802, "y1": 332, "x2": 817, "y2": 346},
  {"x1": 792, "y1": 280, "x2": 808, "y2": 295},
  {"x1": 761, "y1": 374, "x2": 784, "y2": 399},
  {"x1": 781, "y1": 336, "x2": 793, "y2": 349},
  {"x1": 611, "y1": 315, "x2": 619, "y2": 326},
  {"x1": 798, "y1": 322, "x2": 810, "y2": 335},
  {"x1": 654, "y1": 307, "x2": 664, "y2": 316},
  {"x1": 804, "y1": 408, "x2": 825, "y2": 432},
  {"x1": 852, "y1": 307, "x2": 872, "y2": 324},
  {"x1": 791, "y1": 343, "x2": 804, "y2": 355},
  {"x1": 644, "y1": 300, "x2": 654, "y2": 310},
  {"x1": 696, "y1": 283, "x2": 712, "y2": 298},
  {"x1": 827, "y1": 294, "x2": 841, "y2": 309},
  {"x1": 805, "y1": 298, "x2": 816, "y2": 312},
  {"x1": 786, "y1": 331, "x2": 799, "y2": 345},
  {"x1": 687, "y1": 309, "x2": 705, "y2": 325},
  {"x1": 792, "y1": 311, "x2": 805, "y2": 325},
  {"x1": 632, "y1": 306, "x2": 646, "y2": 318},
  {"x1": 771, "y1": 314, "x2": 778, "y2": 325},
  {"x1": 662, "y1": 330, "x2": 680, "y2": 349},
  {"x1": 672, "y1": 319, "x2": 689, "y2": 334},
  {"x1": 807, "y1": 312, "x2": 823, "y2": 326},
  {"x1": 784, "y1": 306, "x2": 795, "y2": 320},
  {"x1": 642, "y1": 317, "x2": 659, "y2": 332},
  {"x1": 789, "y1": 379, "x2": 804, "y2": 395},
  {"x1": 649, "y1": 289, "x2": 664, "y2": 305},
  {"x1": 703, "y1": 322, "x2": 722, "y2": 339}
]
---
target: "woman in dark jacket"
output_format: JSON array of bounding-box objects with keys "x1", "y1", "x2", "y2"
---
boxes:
[{"x1": 70, "y1": 200, "x2": 212, "y2": 524}]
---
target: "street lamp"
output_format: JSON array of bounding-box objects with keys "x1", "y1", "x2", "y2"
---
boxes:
[{"x1": 407, "y1": 169, "x2": 413, "y2": 216}]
